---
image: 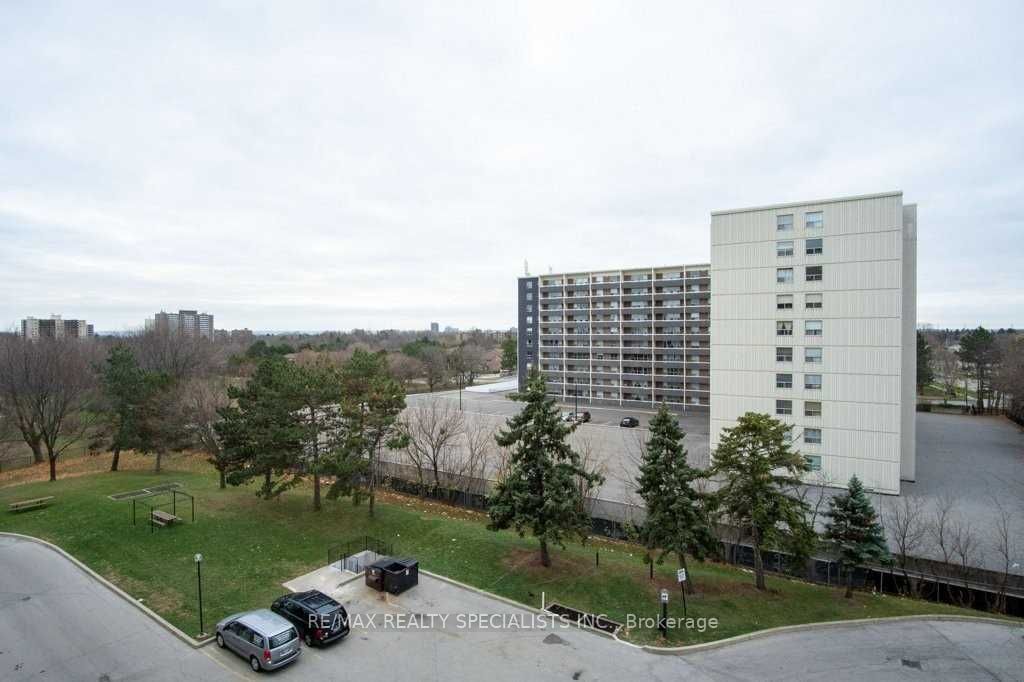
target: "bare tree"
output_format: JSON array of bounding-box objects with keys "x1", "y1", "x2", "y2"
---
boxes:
[
  {"x1": 131, "y1": 330, "x2": 214, "y2": 380},
  {"x1": 0, "y1": 337, "x2": 99, "y2": 480},
  {"x1": 883, "y1": 495, "x2": 929, "y2": 596},
  {"x1": 933, "y1": 345, "x2": 961, "y2": 401},
  {"x1": 987, "y1": 495, "x2": 1019, "y2": 613},
  {"x1": 421, "y1": 347, "x2": 449, "y2": 392},
  {"x1": 929, "y1": 491, "x2": 959, "y2": 602},
  {"x1": 449, "y1": 344, "x2": 488, "y2": 386},
  {"x1": 401, "y1": 398, "x2": 465, "y2": 490},
  {"x1": 950, "y1": 516, "x2": 983, "y2": 607},
  {"x1": 569, "y1": 434, "x2": 607, "y2": 514},
  {"x1": 179, "y1": 377, "x2": 232, "y2": 488},
  {"x1": 457, "y1": 414, "x2": 496, "y2": 495},
  {"x1": 387, "y1": 353, "x2": 425, "y2": 390}
]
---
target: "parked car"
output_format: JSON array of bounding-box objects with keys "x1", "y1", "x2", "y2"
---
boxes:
[
  {"x1": 562, "y1": 411, "x2": 574, "y2": 422},
  {"x1": 215, "y1": 609, "x2": 301, "y2": 672},
  {"x1": 271, "y1": 590, "x2": 350, "y2": 647},
  {"x1": 620, "y1": 417, "x2": 640, "y2": 428}
]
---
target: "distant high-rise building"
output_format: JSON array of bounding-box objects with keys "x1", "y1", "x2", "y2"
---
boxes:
[
  {"x1": 430, "y1": 322, "x2": 440, "y2": 333},
  {"x1": 149, "y1": 309, "x2": 215, "y2": 340},
  {"x1": 19, "y1": 315, "x2": 93, "y2": 340}
]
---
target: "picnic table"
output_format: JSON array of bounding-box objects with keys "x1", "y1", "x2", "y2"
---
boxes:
[
  {"x1": 8, "y1": 496, "x2": 54, "y2": 512},
  {"x1": 150, "y1": 509, "x2": 181, "y2": 527}
]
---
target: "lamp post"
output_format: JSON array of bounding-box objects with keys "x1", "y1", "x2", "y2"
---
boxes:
[
  {"x1": 458, "y1": 374, "x2": 463, "y2": 411},
  {"x1": 658, "y1": 589, "x2": 669, "y2": 638},
  {"x1": 194, "y1": 553, "x2": 205, "y2": 636}
]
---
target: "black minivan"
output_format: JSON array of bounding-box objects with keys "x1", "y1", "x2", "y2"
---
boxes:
[{"x1": 271, "y1": 590, "x2": 350, "y2": 647}]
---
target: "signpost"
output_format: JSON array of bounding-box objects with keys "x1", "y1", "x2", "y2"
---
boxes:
[{"x1": 677, "y1": 567, "x2": 688, "y2": 619}]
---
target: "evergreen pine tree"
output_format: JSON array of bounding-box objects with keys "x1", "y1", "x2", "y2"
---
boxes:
[
  {"x1": 216, "y1": 356, "x2": 306, "y2": 499},
  {"x1": 488, "y1": 370, "x2": 603, "y2": 567},
  {"x1": 824, "y1": 475, "x2": 891, "y2": 598},
  {"x1": 635, "y1": 404, "x2": 715, "y2": 594},
  {"x1": 95, "y1": 345, "x2": 149, "y2": 472},
  {"x1": 711, "y1": 412, "x2": 812, "y2": 590}
]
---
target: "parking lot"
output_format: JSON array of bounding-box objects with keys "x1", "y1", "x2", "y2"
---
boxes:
[
  {"x1": 402, "y1": 389, "x2": 710, "y2": 506},
  {"x1": 401, "y1": 390, "x2": 1024, "y2": 573},
  {"x1": 205, "y1": 563, "x2": 708, "y2": 680}
]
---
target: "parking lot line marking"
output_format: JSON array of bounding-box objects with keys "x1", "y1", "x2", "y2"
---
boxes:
[{"x1": 200, "y1": 647, "x2": 251, "y2": 681}]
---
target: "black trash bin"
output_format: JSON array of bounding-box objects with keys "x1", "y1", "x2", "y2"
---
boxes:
[{"x1": 365, "y1": 557, "x2": 419, "y2": 595}]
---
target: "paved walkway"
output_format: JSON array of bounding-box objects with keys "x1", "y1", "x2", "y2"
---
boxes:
[{"x1": 1, "y1": 533, "x2": 1022, "y2": 681}]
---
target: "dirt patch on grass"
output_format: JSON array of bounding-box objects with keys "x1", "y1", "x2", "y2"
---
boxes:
[
  {"x1": 501, "y1": 547, "x2": 597, "y2": 579},
  {"x1": 641, "y1": 575, "x2": 773, "y2": 600},
  {"x1": 377, "y1": 489, "x2": 489, "y2": 523},
  {"x1": 0, "y1": 451, "x2": 209, "y2": 489}
]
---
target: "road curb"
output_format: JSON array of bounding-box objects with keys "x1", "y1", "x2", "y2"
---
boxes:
[
  {"x1": 421, "y1": 568, "x2": 1020, "y2": 655},
  {"x1": 0, "y1": 532, "x2": 214, "y2": 649},
  {"x1": 638, "y1": 612, "x2": 1023, "y2": 655},
  {"x1": 421, "y1": 569, "x2": 619, "y2": 640}
]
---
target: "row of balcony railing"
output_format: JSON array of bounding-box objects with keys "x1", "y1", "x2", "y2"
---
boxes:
[{"x1": 539, "y1": 272, "x2": 709, "y2": 287}]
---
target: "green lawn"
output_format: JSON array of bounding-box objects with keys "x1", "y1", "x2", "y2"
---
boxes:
[{"x1": 0, "y1": 458, "x2": 1003, "y2": 645}]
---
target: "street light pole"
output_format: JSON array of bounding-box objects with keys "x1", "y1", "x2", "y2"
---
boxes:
[
  {"x1": 659, "y1": 589, "x2": 669, "y2": 638},
  {"x1": 194, "y1": 553, "x2": 205, "y2": 636},
  {"x1": 458, "y1": 375, "x2": 463, "y2": 411}
]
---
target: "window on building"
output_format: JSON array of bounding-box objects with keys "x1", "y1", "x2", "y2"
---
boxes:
[
  {"x1": 806, "y1": 265, "x2": 823, "y2": 282},
  {"x1": 526, "y1": 315, "x2": 533, "y2": 324},
  {"x1": 806, "y1": 238, "x2": 823, "y2": 255},
  {"x1": 805, "y1": 293, "x2": 823, "y2": 309},
  {"x1": 804, "y1": 428, "x2": 822, "y2": 444},
  {"x1": 777, "y1": 214, "x2": 794, "y2": 232},
  {"x1": 805, "y1": 211, "x2": 823, "y2": 230},
  {"x1": 805, "y1": 401, "x2": 822, "y2": 417},
  {"x1": 526, "y1": 281, "x2": 534, "y2": 289},
  {"x1": 777, "y1": 268, "x2": 794, "y2": 284},
  {"x1": 805, "y1": 455, "x2": 822, "y2": 471},
  {"x1": 805, "y1": 374, "x2": 822, "y2": 390},
  {"x1": 776, "y1": 373, "x2": 793, "y2": 389},
  {"x1": 775, "y1": 399, "x2": 792, "y2": 415},
  {"x1": 776, "y1": 240, "x2": 794, "y2": 257},
  {"x1": 777, "y1": 321, "x2": 793, "y2": 336},
  {"x1": 776, "y1": 347, "x2": 793, "y2": 362},
  {"x1": 783, "y1": 427, "x2": 793, "y2": 442},
  {"x1": 805, "y1": 320, "x2": 822, "y2": 336},
  {"x1": 805, "y1": 347, "x2": 822, "y2": 363},
  {"x1": 526, "y1": 292, "x2": 533, "y2": 301},
  {"x1": 777, "y1": 294, "x2": 793, "y2": 310}
]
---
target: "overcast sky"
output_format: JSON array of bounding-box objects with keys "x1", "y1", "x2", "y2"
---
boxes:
[{"x1": 1, "y1": 2, "x2": 1021, "y2": 332}]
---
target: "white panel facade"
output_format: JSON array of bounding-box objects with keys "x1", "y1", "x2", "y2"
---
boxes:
[{"x1": 710, "y1": 192, "x2": 916, "y2": 495}]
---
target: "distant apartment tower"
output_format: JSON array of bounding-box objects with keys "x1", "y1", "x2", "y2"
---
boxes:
[
  {"x1": 430, "y1": 322, "x2": 440, "y2": 333},
  {"x1": 20, "y1": 315, "x2": 93, "y2": 340},
  {"x1": 710, "y1": 192, "x2": 916, "y2": 494},
  {"x1": 150, "y1": 310, "x2": 215, "y2": 340},
  {"x1": 518, "y1": 265, "x2": 711, "y2": 411}
]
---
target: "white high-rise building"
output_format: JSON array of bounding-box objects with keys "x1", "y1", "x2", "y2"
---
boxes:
[{"x1": 709, "y1": 192, "x2": 916, "y2": 494}]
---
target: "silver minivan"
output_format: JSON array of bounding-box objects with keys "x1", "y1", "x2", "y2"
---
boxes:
[{"x1": 215, "y1": 609, "x2": 301, "y2": 672}]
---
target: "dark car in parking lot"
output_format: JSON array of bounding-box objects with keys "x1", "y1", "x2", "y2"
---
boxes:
[
  {"x1": 620, "y1": 417, "x2": 640, "y2": 428},
  {"x1": 271, "y1": 590, "x2": 350, "y2": 647}
]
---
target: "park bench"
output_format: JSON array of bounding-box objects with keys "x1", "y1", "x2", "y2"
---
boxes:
[
  {"x1": 7, "y1": 496, "x2": 54, "y2": 513},
  {"x1": 150, "y1": 509, "x2": 181, "y2": 527}
]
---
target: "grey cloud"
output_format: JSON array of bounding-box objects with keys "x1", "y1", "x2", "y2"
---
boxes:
[{"x1": 1, "y1": 1, "x2": 1021, "y2": 331}]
